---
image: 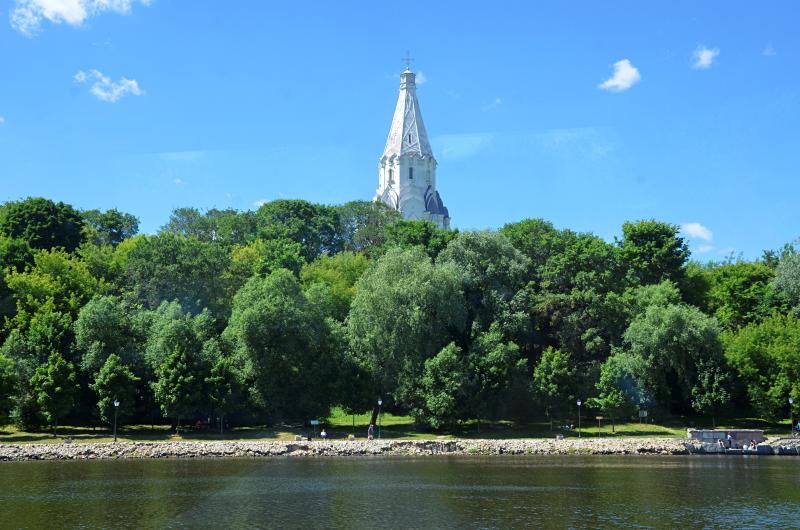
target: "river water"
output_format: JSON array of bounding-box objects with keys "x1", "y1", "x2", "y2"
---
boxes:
[{"x1": 1, "y1": 455, "x2": 798, "y2": 528}]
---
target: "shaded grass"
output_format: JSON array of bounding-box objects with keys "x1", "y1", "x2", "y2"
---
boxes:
[{"x1": 0, "y1": 409, "x2": 791, "y2": 444}]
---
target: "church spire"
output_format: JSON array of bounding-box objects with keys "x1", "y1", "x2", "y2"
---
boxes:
[{"x1": 382, "y1": 66, "x2": 433, "y2": 159}]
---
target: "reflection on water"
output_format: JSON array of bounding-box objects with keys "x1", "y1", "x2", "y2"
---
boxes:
[{"x1": 1, "y1": 455, "x2": 799, "y2": 528}]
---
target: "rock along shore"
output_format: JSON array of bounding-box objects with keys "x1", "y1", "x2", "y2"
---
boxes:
[{"x1": 3, "y1": 437, "x2": 800, "y2": 461}]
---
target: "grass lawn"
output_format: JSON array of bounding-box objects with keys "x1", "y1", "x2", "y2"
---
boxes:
[{"x1": 0, "y1": 409, "x2": 791, "y2": 444}]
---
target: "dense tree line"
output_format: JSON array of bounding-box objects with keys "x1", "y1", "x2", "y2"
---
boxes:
[{"x1": 0, "y1": 196, "x2": 798, "y2": 434}]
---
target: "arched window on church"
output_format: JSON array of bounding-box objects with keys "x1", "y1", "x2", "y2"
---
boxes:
[
  {"x1": 409, "y1": 167, "x2": 414, "y2": 179},
  {"x1": 389, "y1": 168, "x2": 394, "y2": 183}
]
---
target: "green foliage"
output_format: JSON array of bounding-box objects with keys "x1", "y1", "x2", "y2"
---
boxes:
[
  {"x1": 420, "y1": 343, "x2": 469, "y2": 428},
  {"x1": 256, "y1": 200, "x2": 341, "y2": 261},
  {"x1": 0, "y1": 197, "x2": 85, "y2": 252},
  {"x1": 623, "y1": 303, "x2": 723, "y2": 410},
  {"x1": 723, "y1": 314, "x2": 800, "y2": 420},
  {"x1": 438, "y1": 231, "x2": 530, "y2": 334},
  {"x1": 162, "y1": 207, "x2": 257, "y2": 246},
  {"x1": 691, "y1": 358, "x2": 731, "y2": 426},
  {"x1": 123, "y1": 233, "x2": 231, "y2": 316},
  {"x1": 703, "y1": 261, "x2": 784, "y2": 329},
  {"x1": 30, "y1": 351, "x2": 79, "y2": 433},
  {"x1": 0, "y1": 353, "x2": 16, "y2": 424},
  {"x1": 224, "y1": 269, "x2": 339, "y2": 420},
  {"x1": 336, "y1": 200, "x2": 401, "y2": 253},
  {"x1": 774, "y1": 253, "x2": 800, "y2": 312},
  {"x1": 300, "y1": 252, "x2": 370, "y2": 320},
  {"x1": 384, "y1": 219, "x2": 457, "y2": 258},
  {"x1": 532, "y1": 347, "x2": 575, "y2": 425},
  {"x1": 74, "y1": 295, "x2": 144, "y2": 373},
  {"x1": 621, "y1": 219, "x2": 688, "y2": 286},
  {"x1": 205, "y1": 345, "x2": 242, "y2": 425},
  {"x1": 347, "y1": 247, "x2": 467, "y2": 406},
  {"x1": 82, "y1": 208, "x2": 139, "y2": 247},
  {"x1": 151, "y1": 338, "x2": 209, "y2": 424},
  {"x1": 467, "y1": 325, "x2": 527, "y2": 421},
  {"x1": 5, "y1": 249, "x2": 100, "y2": 324},
  {"x1": 593, "y1": 350, "x2": 648, "y2": 422},
  {"x1": 90, "y1": 354, "x2": 140, "y2": 426}
]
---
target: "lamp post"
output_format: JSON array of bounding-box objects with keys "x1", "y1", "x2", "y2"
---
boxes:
[
  {"x1": 113, "y1": 398, "x2": 120, "y2": 442},
  {"x1": 577, "y1": 400, "x2": 582, "y2": 438},
  {"x1": 790, "y1": 397, "x2": 795, "y2": 436},
  {"x1": 377, "y1": 398, "x2": 383, "y2": 439}
]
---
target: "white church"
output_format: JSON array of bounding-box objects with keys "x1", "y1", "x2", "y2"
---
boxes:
[{"x1": 374, "y1": 66, "x2": 451, "y2": 229}]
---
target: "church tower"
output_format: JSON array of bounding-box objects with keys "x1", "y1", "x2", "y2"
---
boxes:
[{"x1": 375, "y1": 66, "x2": 450, "y2": 229}]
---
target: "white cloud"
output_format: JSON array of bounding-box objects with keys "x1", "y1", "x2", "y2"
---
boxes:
[
  {"x1": 74, "y1": 69, "x2": 143, "y2": 102},
  {"x1": 763, "y1": 44, "x2": 776, "y2": 57},
  {"x1": 697, "y1": 244, "x2": 714, "y2": 253},
  {"x1": 0, "y1": 116, "x2": 5, "y2": 125},
  {"x1": 172, "y1": 178, "x2": 183, "y2": 185},
  {"x1": 415, "y1": 71, "x2": 428, "y2": 84},
  {"x1": 681, "y1": 222, "x2": 713, "y2": 241},
  {"x1": 598, "y1": 59, "x2": 641, "y2": 92},
  {"x1": 254, "y1": 199, "x2": 268, "y2": 207},
  {"x1": 10, "y1": 0, "x2": 151, "y2": 36},
  {"x1": 691, "y1": 45, "x2": 720, "y2": 69}
]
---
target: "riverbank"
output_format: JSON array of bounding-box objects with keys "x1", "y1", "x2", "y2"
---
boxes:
[{"x1": 4, "y1": 437, "x2": 800, "y2": 461}]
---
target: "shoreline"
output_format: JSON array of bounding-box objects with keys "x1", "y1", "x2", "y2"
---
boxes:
[{"x1": 3, "y1": 437, "x2": 800, "y2": 461}]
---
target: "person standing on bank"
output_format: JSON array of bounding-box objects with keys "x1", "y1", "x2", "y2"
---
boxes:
[{"x1": 368, "y1": 423, "x2": 374, "y2": 440}]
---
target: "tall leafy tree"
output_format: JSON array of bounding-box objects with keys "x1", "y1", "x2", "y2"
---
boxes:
[
  {"x1": 224, "y1": 269, "x2": 339, "y2": 420},
  {"x1": 438, "y1": 231, "x2": 530, "y2": 335},
  {"x1": 383, "y1": 219, "x2": 457, "y2": 259},
  {"x1": 0, "y1": 197, "x2": 85, "y2": 252},
  {"x1": 90, "y1": 354, "x2": 140, "y2": 427},
  {"x1": 691, "y1": 358, "x2": 731, "y2": 428},
  {"x1": 532, "y1": 347, "x2": 575, "y2": 430},
  {"x1": 774, "y1": 253, "x2": 800, "y2": 312},
  {"x1": 347, "y1": 247, "x2": 467, "y2": 407},
  {"x1": 151, "y1": 336, "x2": 210, "y2": 427},
  {"x1": 82, "y1": 208, "x2": 139, "y2": 247},
  {"x1": 0, "y1": 353, "x2": 16, "y2": 424},
  {"x1": 620, "y1": 220, "x2": 688, "y2": 286},
  {"x1": 30, "y1": 351, "x2": 79, "y2": 436},
  {"x1": 336, "y1": 200, "x2": 401, "y2": 252},
  {"x1": 256, "y1": 200, "x2": 341, "y2": 261},
  {"x1": 591, "y1": 350, "x2": 649, "y2": 430},
  {"x1": 723, "y1": 314, "x2": 800, "y2": 420},
  {"x1": 419, "y1": 342, "x2": 470, "y2": 428},
  {"x1": 300, "y1": 251, "x2": 370, "y2": 321}
]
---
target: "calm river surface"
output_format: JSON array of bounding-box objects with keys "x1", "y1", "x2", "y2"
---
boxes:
[{"x1": 1, "y1": 455, "x2": 799, "y2": 528}]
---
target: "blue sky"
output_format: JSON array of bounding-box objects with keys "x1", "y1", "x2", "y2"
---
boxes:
[{"x1": 1, "y1": 1, "x2": 798, "y2": 260}]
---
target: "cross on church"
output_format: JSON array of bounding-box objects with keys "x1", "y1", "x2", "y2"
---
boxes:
[{"x1": 403, "y1": 51, "x2": 414, "y2": 70}]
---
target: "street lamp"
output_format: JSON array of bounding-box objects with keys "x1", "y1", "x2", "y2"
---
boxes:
[
  {"x1": 790, "y1": 397, "x2": 795, "y2": 436},
  {"x1": 113, "y1": 398, "x2": 120, "y2": 443},
  {"x1": 377, "y1": 398, "x2": 383, "y2": 439},
  {"x1": 577, "y1": 400, "x2": 582, "y2": 438}
]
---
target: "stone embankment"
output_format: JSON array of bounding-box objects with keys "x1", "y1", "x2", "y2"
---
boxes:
[
  {"x1": 0, "y1": 438, "x2": 694, "y2": 461},
  {"x1": 3, "y1": 437, "x2": 799, "y2": 461}
]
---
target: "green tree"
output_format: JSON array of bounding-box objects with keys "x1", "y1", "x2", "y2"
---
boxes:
[
  {"x1": 592, "y1": 350, "x2": 649, "y2": 430},
  {"x1": 336, "y1": 200, "x2": 401, "y2": 252},
  {"x1": 0, "y1": 197, "x2": 85, "y2": 252},
  {"x1": 723, "y1": 314, "x2": 800, "y2": 420},
  {"x1": 90, "y1": 354, "x2": 140, "y2": 427},
  {"x1": 532, "y1": 347, "x2": 575, "y2": 430},
  {"x1": 467, "y1": 325, "x2": 527, "y2": 423},
  {"x1": 123, "y1": 233, "x2": 231, "y2": 316},
  {"x1": 151, "y1": 339, "x2": 209, "y2": 427},
  {"x1": 383, "y1": 219, "x2": 457, "y2": 258},
  {"x1": 774, "y1": 253, "x2": 800, "y2": 311},
  {"x1": 30, "y1": 351, "x2": 79, "y2": 436},
  {"x1": 347, "y1": 247, "x2": 467, "y2": 407},
  {"x1": 704, "y1": 261, "x2": 784, "y2": 329},
  {"x1": 224, "y1": 269, "x2": 339, "y2": 420},
  {"x1": 74, "y1": 295, "x2": 144, "y2": 373},
  {"x1": 419, "y1": 343, "x2": 469, "y2": 428},
  {"x1": 623, "y1": 303, "x2": 723, "y2": 412},
  {"x1": 256, "y1": 200, "x2": 341, "y2": 261},
  {"x1": 205, "y1": 350, "x2": 241, "y2": 433},
  {"x1": 300, "y1": 251, "x2": 370, "y2": 321},
  {"x1": 162, "y1": 207, "x2": 257, "y2": 246},
  {"x1": 691, "y1": 358, "x2": 731, "y2": 428},
  {"x1": 82, "y1": 208, "x2": 139, "y2": 247},
  {"x1": 620, "y1": 219, "x2": 688, "y2": 286},
  {"x1": 438, "y1": 231, "x2": 530, "y2": 334},
  {"x1": 0, "y1": 353, "x2": 16, "y2": 424}
]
